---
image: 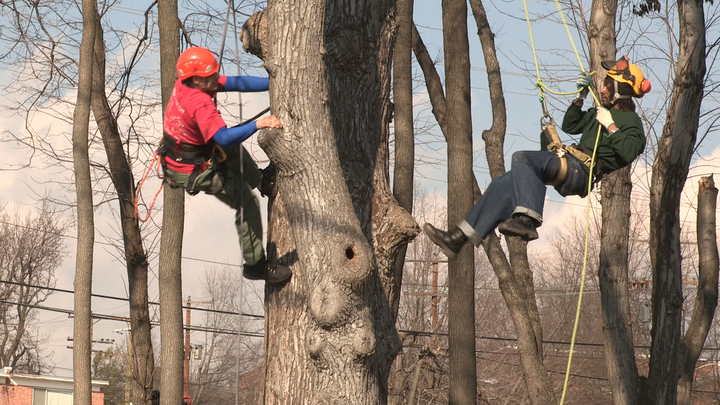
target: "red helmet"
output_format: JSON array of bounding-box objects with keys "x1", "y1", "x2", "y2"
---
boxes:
[{"x1": 176, "y1": 47, "x2": 219, "y2": 80}]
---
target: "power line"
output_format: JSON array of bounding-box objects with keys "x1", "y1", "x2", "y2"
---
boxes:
[
  {"x1": 0, "y1": 279, "x2": 262, "y2": 319},
  {"x1": 0, "y1": 299, "x2": 262, "y2": 338}
]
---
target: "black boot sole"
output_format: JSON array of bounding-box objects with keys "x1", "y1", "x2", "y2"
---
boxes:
[{"x1": 497, "y1": 221, "x2": 538, "y2": 241}]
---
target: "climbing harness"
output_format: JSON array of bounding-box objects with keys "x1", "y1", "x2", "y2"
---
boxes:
[
  {"x1": 523, "y1": 1, "x2": 606, "y2": 404},
  {"x1": 541, "y1": 116, "x2": 606, "y2": 186},
  {"x1": 156, "y1": 135, "x2": 228, "y2": 194}
]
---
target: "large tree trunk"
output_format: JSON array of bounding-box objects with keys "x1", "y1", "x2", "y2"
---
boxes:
[
  {"x1": 678, "y1": 176, "x2": 719, "y2": 404},
  {"x1": 583, "y1": 1, "x2": 641, "y2": 404},
  {"x1": 598, "y1": 165, "x2": 639, "y2": 405},
  {"x1": 72, "y1": 0, "x2": 97, "y2": 404},
  {"x1": 243, "y1": 1, "x2": 417, "y2": 403},
  {"x1": 158, "y1": 1, "x2": 185, "y2": 405},
  {"x1": 390, "y1": 0, "x2": 415, "y2": 321},
  {"x1": 646, "y1": 0, "x2": 706, "y2": 403},
  {"x1": 90, "y1": 13, "x2": 154, "y2": 405},
  {"x1": 442, "y1": 0, "x2": 478, "y2": 402}
]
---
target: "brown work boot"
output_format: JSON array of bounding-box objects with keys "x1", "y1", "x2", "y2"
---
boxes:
[
  {"x1": 243, "y1": 256, "x2": 292, "y2": 283},
  {"x1": 498, "y1": 214, "x2": 539, "y2": 241},
  {"x1": 422, "y1": 223, "x2": 468, "y2": 260}
]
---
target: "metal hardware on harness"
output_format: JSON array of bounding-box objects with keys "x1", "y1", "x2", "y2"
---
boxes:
[
  {"x1": 539, "y1": 117, "x2": 604, "y2": 185},
  {"x1": 541, "y1": 115, "x2": 564, "y2": 152},
  {"x1": 541, "y1": 118, "x2": 569, "y2": 186},
  {"x1": 565, "y1": 145, "x2": 593, "y2": 168},
  {"x1": 211, "y1": 144, "x2": 227, "y2": 164}
]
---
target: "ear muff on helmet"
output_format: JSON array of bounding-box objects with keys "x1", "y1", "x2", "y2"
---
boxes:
[
  {"x1": 176, "y1": 47, "x2": 220, "y2": 81},
  {"x1": 601, "y1": 55, "x2": 651, "y2": 98}
]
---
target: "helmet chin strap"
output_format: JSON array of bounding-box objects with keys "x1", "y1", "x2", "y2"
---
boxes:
[{"x1": 611, "y1": 80, "x2": 632, "y2": 104}]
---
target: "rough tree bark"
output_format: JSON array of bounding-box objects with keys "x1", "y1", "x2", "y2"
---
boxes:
[
  {"x1": 678, "y1": 176, "x2": 719, "y2": 405},
  {"x1": 646, "y1": 0, "x2": 706, "y2": 403},
  {"x1": 390, "y1": 0, "x2": 414, "y2": 320},
  {"x1": 158, "y1": 1, "x2": 185, "y2": 404},
  {"x1": 242, "y1": 1, "x2": 418, "y2": 403},
  {"x1": 90, "y1": 12, "x2": 154, "y2": 405},
  {"x1": 580, "y1": 1, "x2": 642, "y2": 404},
  {"x1": 72, "y1": 0, "x2": 97, "y2": 404},
  {"x1": 442, "y1": 0, "x2": 478, "y2": 402}
]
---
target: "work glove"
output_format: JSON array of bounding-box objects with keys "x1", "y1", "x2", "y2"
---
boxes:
[
  {"x1": 595, "y1": 106, "x2": 615, "y2": 130},
  {"x1": 576, "y1": 71, "x2": 592, "y2": 100}
]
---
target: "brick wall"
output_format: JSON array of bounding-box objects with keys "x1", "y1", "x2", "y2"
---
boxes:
[
  {"x1": 1, "y1": 383, "x2": 104, "y2": 405},
  {"x1": 1, "y1": 384, "x2": 33, "y2": 405},
  {"x1": 92, "y1": 391, "x2": 105, "y2": 405}
]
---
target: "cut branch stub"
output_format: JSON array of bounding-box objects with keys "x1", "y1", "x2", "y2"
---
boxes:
[{"x1": 241, "y1": 11, "x2": 267, "y2": 61}]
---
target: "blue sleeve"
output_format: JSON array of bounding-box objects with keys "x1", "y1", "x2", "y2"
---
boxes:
[
  {"x1": 212, "y1": 122, "x2": 259, "y2": 146},
  {"x1": 221, "y1": 76, "x2": 270, "y2": 92}
]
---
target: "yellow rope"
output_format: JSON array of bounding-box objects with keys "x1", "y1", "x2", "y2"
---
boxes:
[{"x1": 522, "y1": 1, "x2": 604, "y2": 404}]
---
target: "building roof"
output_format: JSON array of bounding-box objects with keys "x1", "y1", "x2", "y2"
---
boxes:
[{"x1": 1, "y1": 368, "x2": 109, "y2": 392}]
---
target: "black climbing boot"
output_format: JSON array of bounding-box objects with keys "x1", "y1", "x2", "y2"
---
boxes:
[
  {"x1": 422, "y1": 223, "x2": 468, "y2": 260},
  {"x1": 243, "y1": 256, "x2": 292, "y2": 283},
  {"x1": 498, "y1": 214, "x2": 539, "y2": 241},
  {"x1": 257, "y1": 163, "x2": 277, "y2": 198}
]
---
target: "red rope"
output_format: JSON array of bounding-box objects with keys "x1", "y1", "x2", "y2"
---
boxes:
[{"x1": 135, "y1": 152, "x2": 164, "y2": 222}]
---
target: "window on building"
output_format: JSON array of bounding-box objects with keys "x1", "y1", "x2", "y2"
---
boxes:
[{"x1": 33, "y1": 389, "x2": 73, "y2": 405}]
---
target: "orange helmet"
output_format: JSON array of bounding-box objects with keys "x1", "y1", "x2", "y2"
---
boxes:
[
  {"x1": 601, "y1": 56, "x2": 651, "y2": 98},
  {"x1": 176, "y1": 47, "x2": 219, "y2": 80}
]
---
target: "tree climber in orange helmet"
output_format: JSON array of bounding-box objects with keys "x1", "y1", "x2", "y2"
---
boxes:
[
  {"x1": 161, "y1": 46, "x2": 291, "y2": 283},
  {"x1": 423, "y1": 56, "x2": 650, "y2": 257}
]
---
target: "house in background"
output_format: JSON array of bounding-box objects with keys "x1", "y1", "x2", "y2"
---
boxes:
[{"x1": 1, "y1": 367, "x2": 108, "y2": 405}]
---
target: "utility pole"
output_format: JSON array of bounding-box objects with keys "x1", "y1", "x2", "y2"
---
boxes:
[
  {"x1": 184, "y1": 297, "x2": 191, "y2": 398},
  {"x1": 431, "y1": 254, "x2": 439, "y2": 344},
  {"x1": 184, "y1": 297, "x2": 212, "y2": 399}
]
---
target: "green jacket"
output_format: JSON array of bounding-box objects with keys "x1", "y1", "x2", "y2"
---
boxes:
[{"x1": 561, "y1": 103, "x2": 646, "y2": 174}]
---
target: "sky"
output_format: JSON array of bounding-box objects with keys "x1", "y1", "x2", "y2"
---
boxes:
[{"x1": 0, "y1": 0, "x2": 719, "y2": 379}]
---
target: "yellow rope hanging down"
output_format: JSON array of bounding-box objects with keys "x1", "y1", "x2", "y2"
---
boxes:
[{"x1": 522, "y1": 1, "x2": 604, "y2": 404}]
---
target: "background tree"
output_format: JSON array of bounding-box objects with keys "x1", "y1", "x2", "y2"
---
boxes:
[
  {"x1": 413, "y1": 0, "x2": 556, "y2": 401},
  {"x1": 0, "y1": 204, "x2": 67, "y2": 374},
  {"x1": 90, "y1": 6, "x2": 155, "y2": 403},
  {"x1": 677, "y1": 176, "x2": 719, "y2": 404},
  {"x1": 92, "y1": 346, "x2": 133, "y2": 405},
  {"x1": 391, "y1": 0, "x2": 415, "y2": 320},
  {"x1": 441, "y1": 0, "x2": 478, "y2": 402},
  {"x1": 157, "y1": 0, "x2": 185, "y2": 404},
  {"x1": 72, "y1": 0, "x2": 97, "y2": 403},
  {"x1": 646, "y1": 0, "x2": 709, "y2": 403},
  {"x1": 0, "y1": 2, "x2": 169, "y2": 402}
]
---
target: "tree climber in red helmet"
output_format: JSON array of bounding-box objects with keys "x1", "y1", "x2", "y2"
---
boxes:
[
  {"x1": 161, "y1": 46, "x2": 291, "y2": 283},
  {"x1": 423, "y1": 56, "x2": 651, "y2": 258}
]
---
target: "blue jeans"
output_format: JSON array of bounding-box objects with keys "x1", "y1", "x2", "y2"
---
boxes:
[{"x1": 458, "y1": 150, "x2": 590, "y2": 245}]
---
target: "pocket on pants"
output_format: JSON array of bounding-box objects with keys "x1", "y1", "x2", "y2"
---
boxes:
[
  {"x1": 555, "y1": 158, "x2": 589, "y2": 198},
  {"x1": 190, "y1": 167, "x2": 223, "y2": 195}
]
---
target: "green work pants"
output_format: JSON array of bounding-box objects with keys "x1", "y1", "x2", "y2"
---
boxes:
[{"x1": 164, "y1": 145, "x2": 265, "y2": 265}]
